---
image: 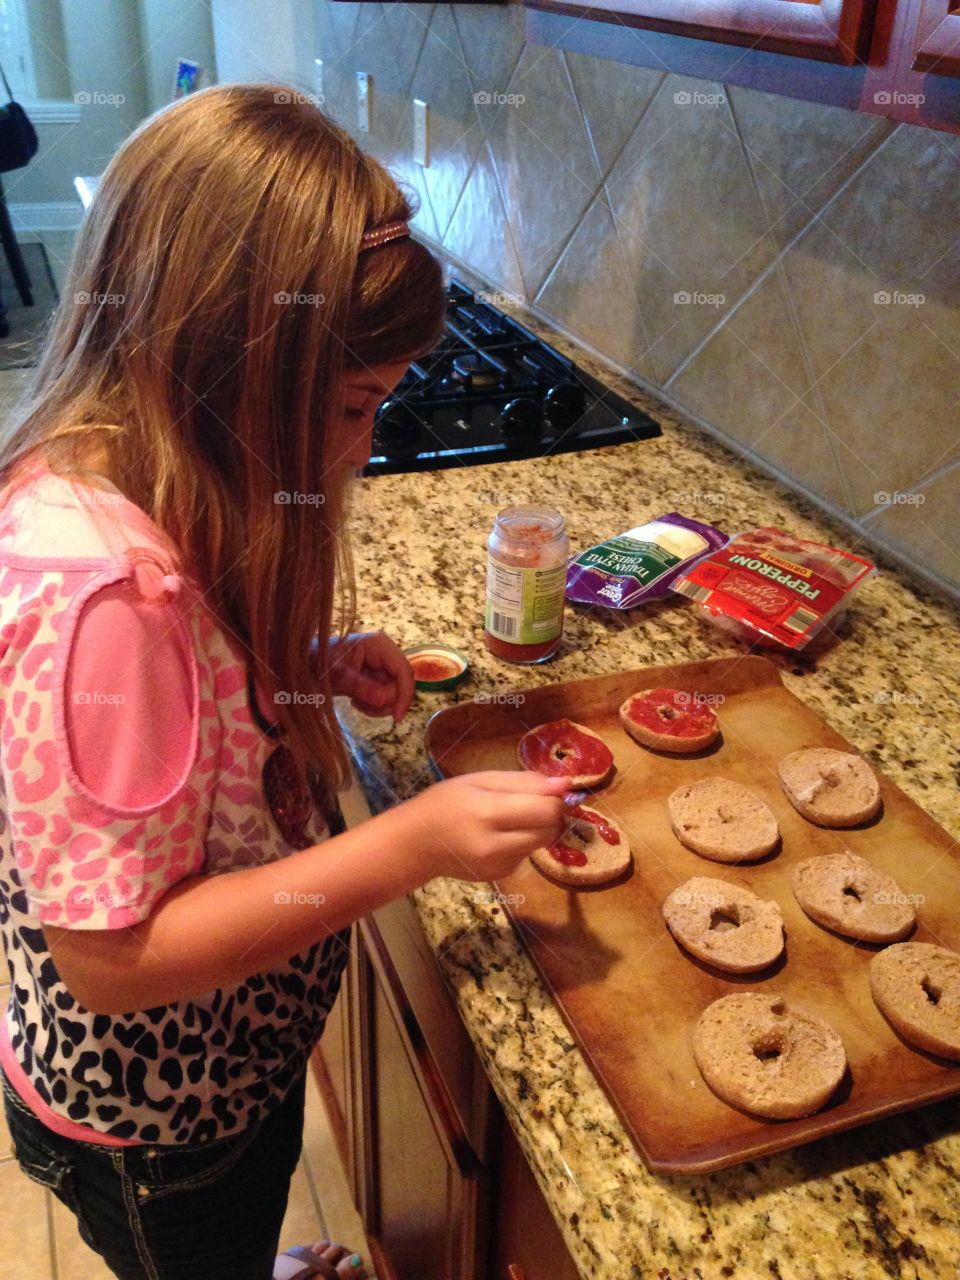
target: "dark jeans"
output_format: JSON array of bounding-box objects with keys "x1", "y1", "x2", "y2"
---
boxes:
[{"x1": 1, "y1": 1068, "x2": 307, "y2": 1280}]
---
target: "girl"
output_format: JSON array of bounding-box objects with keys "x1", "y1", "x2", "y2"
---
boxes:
[{"x1": 0, "y1": 84, "x2": 568, "y2": 1280}]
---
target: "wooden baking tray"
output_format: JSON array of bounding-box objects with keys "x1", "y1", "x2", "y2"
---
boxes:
[{"x1": 425, "y1": 656, "x2": 960, "y2": 1174}]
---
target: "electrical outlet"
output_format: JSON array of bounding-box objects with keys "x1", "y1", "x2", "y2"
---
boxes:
[
  {"x1": 314, "y1": 58, "x2": 324, "y2": 102},
  {"x1": 357, "y1": 72, "x2": 371, "y2": 133},
  {"x1": 413, "y1": 99, "x2": 429, "y2": 166}
]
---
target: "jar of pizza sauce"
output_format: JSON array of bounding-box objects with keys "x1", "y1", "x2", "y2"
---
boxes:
[{"x1": 484, "y1": 506, "x2": 568, "y2": 664}]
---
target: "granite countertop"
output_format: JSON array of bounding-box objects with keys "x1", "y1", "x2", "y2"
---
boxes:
[{"x1": 338, "y1": 303, "x2": 960, "y2": 1279}]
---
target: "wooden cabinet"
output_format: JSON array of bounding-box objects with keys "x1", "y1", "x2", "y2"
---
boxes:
[
  {"x1": 313, "y1": 895, "x2": 581, "y2": 1280},
  {"x1": 523, "y1": 0, "x2": 960, "y2": 129},
  {"x1": 521, "y1": 0, "x2": 878, "y2": 64}
]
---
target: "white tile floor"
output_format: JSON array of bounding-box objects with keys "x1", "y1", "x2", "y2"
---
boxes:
[{"x1": 0, "y1": 229, "x2": 377, "y2": 1277}]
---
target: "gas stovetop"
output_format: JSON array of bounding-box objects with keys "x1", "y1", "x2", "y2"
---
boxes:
[{"x1": 364, "y1": 279, "x2": 662, "y2": 475}]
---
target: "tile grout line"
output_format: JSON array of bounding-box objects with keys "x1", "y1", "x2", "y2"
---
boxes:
[{"x1": 663, "y1": 119, "x2": 903, "y2": 390}]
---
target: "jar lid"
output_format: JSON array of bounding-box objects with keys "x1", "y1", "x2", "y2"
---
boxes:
[{"x1": 403, "y1": 643, "x2": 470, "y2": 691}]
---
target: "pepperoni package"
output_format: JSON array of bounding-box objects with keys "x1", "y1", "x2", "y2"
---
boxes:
[{"x1": 671, "y1": 527, "x2": 876, "y2": 649}]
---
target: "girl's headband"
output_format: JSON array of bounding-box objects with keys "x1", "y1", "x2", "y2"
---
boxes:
[{"x1": 359, "y1": 219, "x2": 410, "y2": 252}]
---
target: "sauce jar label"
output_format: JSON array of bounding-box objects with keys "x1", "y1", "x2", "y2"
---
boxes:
[{"x1": 485, "y1": 560, "x2": 566, "y2": 645}]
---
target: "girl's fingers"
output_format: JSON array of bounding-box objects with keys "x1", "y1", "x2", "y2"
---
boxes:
[{"x1": 469, "y1": 770, "x2": 571, "y2": 794}]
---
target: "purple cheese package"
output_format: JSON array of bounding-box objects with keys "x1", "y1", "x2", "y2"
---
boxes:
[{"x1": 565, "y1": 513, "x2": 728, "y2": 610}]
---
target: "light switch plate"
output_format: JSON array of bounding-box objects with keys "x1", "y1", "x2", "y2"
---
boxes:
[
  {"x1": 357, "y1": 72, "x2": 371, "y2": 133},
  {"x1": 413, "y1": 98, "x2": 429, "y2": 166}
]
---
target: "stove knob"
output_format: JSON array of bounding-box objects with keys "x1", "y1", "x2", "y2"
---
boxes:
[
  {"x1": 543, "y1": 382, "x2": 585, "y2": 428},
  {"x1": 500, "y1": 397, "x2": 541, "y2": 436}
]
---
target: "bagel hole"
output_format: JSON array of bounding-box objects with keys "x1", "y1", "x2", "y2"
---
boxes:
[
  {"x1": 717, "y1": 806, "x2": 738, "y2": 824},
  {"x1": 752, "y1": 1033, "x2": 784, "y2": 1063},
  {"x1": 709, "y1": 907, "x2": 741, "y2": 933},
  {"x1": 658, "y1": 706, "x2": 678, "y2": 721},
  {"x1": 769, "y1": 999, "x2": 786, "y2": 1016},
  {"x1": 921, "y1": 977, "x2": 941, "y2": 1005},
  {"x1": 823, "y1": 769, "x2": 842, "y2": 789},
  {"x1": 842, "y1": 883, "x2": 862, "y2": 903}
]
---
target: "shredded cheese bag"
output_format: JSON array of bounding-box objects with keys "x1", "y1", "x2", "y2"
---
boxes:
[
  {"x1": 565, "y1": 513, "x2": 727, "y2": 609},
  {"x1": 671, "y1": 527, "x2": 876, "y2": 648}
]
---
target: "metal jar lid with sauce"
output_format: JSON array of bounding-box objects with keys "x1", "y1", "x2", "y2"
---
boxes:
[{"x1": 403, "y1": 643, "x2": 470, "y2": 691}]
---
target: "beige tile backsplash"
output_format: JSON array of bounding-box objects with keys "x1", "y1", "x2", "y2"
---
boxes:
[{"x1": 317, "y1": 1, "x2": 959, "y2": 601}]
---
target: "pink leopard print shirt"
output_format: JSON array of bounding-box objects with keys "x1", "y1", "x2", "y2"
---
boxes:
[{"x1": 0, "y1": 465, "x2": 350, "y2": 1144}]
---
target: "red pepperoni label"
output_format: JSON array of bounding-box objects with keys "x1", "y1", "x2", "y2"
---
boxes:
[
  {"x1": 519, "y1": 720, "x2": 613, "y2": 778},
  {"x1": 624, "y1": 688, "x2": 717, "y2": 739}
]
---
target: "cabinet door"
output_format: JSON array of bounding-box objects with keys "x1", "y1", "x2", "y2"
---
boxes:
[
  {"x1": 487, "y1": 1105, "x2": 582, "y2": 1280},
  {"x1": 522, "y1": 0, "x2": 878, "y2": 64},
  {"x1": 360, "y1": 921, "x2": 487, "y2": 1280}
]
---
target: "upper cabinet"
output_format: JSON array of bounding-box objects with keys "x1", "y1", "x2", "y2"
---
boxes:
[
  {"x1": 525, "y1": 0, "x2": 878, "y2": 64},
  {"x1": 523, "y1": 0, "x2": 960, "y2": 130}
]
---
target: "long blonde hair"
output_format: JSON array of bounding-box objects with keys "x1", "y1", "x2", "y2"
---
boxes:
[{"x1": 0, "y1": 83, "x2": 446, "y2": 791}]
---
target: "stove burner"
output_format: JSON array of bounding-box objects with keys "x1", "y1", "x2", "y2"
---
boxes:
[{"x1": 365, "y1": 277, "x2": 661, "y2": 475}]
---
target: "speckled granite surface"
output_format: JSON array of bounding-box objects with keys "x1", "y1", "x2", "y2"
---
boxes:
[{"x1": 338, "y1": 300, "x2": 960, "y2": 1279}]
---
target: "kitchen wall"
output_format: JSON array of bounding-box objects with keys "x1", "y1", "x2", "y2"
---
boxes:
[{"x1": 313, "y1": 1, "x2": 959, "y2": 601}]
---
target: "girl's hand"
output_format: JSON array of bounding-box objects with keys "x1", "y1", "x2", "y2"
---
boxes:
[
  {"x1": 402, "y1": 771, "x2": 571, "y2": 882},
  {"x1": 327, "y1": 630, "x2": 415, "y2": 721}
]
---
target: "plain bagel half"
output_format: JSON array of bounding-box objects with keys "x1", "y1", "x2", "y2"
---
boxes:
[
  {"x1": 792, "y1": 851, "x2": 916, "y2": 943},
  {"x1": 662, "y1": 877, "x2": 785, "y2": 973},
  {"x1": 668, "y1": 778, "x2": 780, "y2": 863},
  {"x1": 693, "y1": 992, "x2": 847, "y2": 1120},
  {"x1": 778, "y1": 747, "x2": 881, "y2": 827},
  {"x1": 870, "y1": 942, "x2": 960, "y2": 1059}
]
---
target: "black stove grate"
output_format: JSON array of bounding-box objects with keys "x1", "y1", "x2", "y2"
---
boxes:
[{"x1": 363, "y1": 279, "x2": 661, "y2": 475}]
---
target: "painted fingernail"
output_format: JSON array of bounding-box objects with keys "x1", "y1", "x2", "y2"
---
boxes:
[{"x1": 350, "y1": 1255, "x2": 362, "y2": 1268}]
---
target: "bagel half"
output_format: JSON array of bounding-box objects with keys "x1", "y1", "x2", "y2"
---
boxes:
[
  {"x1": 668, "y1": 778, "x2": 780, "y2": 863},
  {"x1": 778, "y1": 748, "x2": 881, "y2": 827},
  {"x1": 619, "y1": 687, "x2": 720, "y2": 754},
  {"x1": 870, "y1": 943, "x2": 960, "y2": 1059},
  {"x1": 662, "y1": 877, "x2": 784, "y2": 973},
  {"x1": 517, "y1": 719, "x2": 614, "y2": 789},
  {"x1": 530, "y1": 804, "x2": 631, "y2": 887},
  {"x1": 792, "y1": 852, "x2": 916, "y2": 943},
  {"x1": 693, "y1": 992, "x2": 847, "y2": 1120}
]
